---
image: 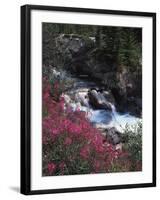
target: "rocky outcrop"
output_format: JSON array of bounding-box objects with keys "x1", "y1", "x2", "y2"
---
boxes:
[
  {"x1": 114, "y1": 67, "x2": 142, "y2": 116},
  {"x1": 44, "y1": 33, "x2": 142, "y2": 116},
  {"x1": 54, "y1": 34, "x2": 94, "y2": 72},
  {"x1": 43, "y1": 33, "x2": 94, "y2": 73}
]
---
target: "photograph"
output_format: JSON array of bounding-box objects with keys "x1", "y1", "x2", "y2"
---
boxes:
[
  {"x1": 42, "y1": 23, "x2": 143, "y2": 176},
  {"x1": 21, "y1": 5, "x2": 156, "y2": 194}
]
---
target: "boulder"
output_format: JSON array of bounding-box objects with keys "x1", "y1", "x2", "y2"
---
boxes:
[
  {"x1": 105, "y1": 127, "x2": 121, "y2": 145},
  {"x1": 102, "y1": 90, "x2": 115, "y2": 105},
  {"x1": 75, "y1": 92, "x2": 90, "y2": 107},
  {"x1": 88, "y1": 89, "x2": 112, "y2": 111}
]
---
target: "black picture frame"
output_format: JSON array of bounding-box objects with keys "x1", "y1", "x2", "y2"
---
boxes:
[{"x1": 21, "y1": 4, "x2": 156, "y2": 195}]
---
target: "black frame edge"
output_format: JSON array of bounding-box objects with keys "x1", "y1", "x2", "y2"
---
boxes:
[
  {"x1": 20, "y1": 4, "x2": 156, "y2": 195},
  {"x1": 20, "y1": 5, "x2": 31, "y2": 195},
  {"x1": 23, "y1": 4, "x2": 156, "y2": 17},
  {"x1": 27, "y1": 183, "x2": 154, "y2": 195},
  {"x1": 152, "y1": 13, "x2": 156, "y2": 187}
]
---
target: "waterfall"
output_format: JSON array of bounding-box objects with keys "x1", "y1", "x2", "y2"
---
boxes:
[
  {"x1": 109, "y1": 103, "x2": 140, "y2": 132},
  {"x1": 110, "y1": 103, "x2": 116, "y2": 113},
  {"x1": 109, "y1": 103, "x2": 124, "y2": 131},
  {"x1": 64, "y1": 79, "x2": 140, "y2": 133}
]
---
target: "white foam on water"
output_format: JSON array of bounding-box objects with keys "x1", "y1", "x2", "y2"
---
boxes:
[
  {"x1": 65, "y1": 80, "x2": 141, "y2": 133},
  {"x1": 89, "y1": 109, "x2": 111, "y2": 124},
  {"x1": 109, "y1": 112, "x2": 140, "y2": 132}
]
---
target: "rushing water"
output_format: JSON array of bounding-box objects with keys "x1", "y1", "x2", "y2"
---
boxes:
[{"x1": 65, "y1": 79, "x2": 140, "y2": 133}]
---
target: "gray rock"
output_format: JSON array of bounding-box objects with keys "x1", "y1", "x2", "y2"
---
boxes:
[
  {"x1": 105, "y1": 127, "x2": 121, "y2": 145},
  {"x1": 88, "y1": 89, "x2": 112, "y2": 111}
]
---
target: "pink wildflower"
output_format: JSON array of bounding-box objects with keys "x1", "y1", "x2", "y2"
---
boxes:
[
  {"x1": 47, "y1": 162, "x2": 56, "y2": 174},
  {"x1": 52, "y1": 128, "x2": 59, "y2": 135},
  {"x1": 64, "y1": 137, "x2": 72, "y2": 145},
  {"x1": 94, "y1": 160, "x2": 101, "y2": 172},
  {"x1": 80, "y1": 146, "x2": 90, "y2": 159}
]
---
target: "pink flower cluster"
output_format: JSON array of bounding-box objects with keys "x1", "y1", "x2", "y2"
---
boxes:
[
  {"x1": 42, "y1": 77, "x2": 121, "y2": 176},
  {"x1": 47, "y1": 162, "x2": 56, "y2": 174}
]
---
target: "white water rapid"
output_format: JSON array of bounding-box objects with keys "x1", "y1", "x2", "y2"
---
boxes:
[{"x1": 64, "y1": 79, "x2": 141, "y2": 133}]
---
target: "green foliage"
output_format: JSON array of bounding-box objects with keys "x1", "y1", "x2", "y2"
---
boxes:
[
  {"x1": 82, "y1": 35, "x2": 95, "y2": 50},
  {"x1": 43, "y1": 23, "x2": 142, "y2": 73},
  {"x1": 109, "y1": 121, "x2": 142, "y2": 173},
  {"x1": 43, "y1": 22, "x2": 97, "y2": 37},
  {"x1": 117, "y1": 29, "x2": 142, "y2": 72},
  {"x1": 43, "y1": 23, "x2": 142, "y2": 93},
  {"x1": 43, "y1": 134, "x2": 92, "y2": 175},
  {"x1": 101, "y1": 72, "x2": 117, "y2": 89},
  {"x1": 97, "y1": 27, "x2": 142, "y2": 72},
  {"x1": 122, "y1": 121, "x2": 142, "y2": 162},
  {"x1": 49, "y1": 69, "x2": 75, "y2": 100}
]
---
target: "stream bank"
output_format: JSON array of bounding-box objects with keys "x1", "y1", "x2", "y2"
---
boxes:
[{"x1": 62, "y1": 75, "x2": 141, "y2": 145}]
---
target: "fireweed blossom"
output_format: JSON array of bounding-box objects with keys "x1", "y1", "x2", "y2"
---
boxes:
[
  {"x1": 80, "y1": 146, "x2": 90, "y2": 159},
  {"x1": 47, "y1": 162, "x2": 56, "y2": 174},
  {"x1": 42, "y1": 77, "x2": 137, "y2": 176},
  {"x1": 64, "y1": 137, "x2": 72, "y2": 145}
]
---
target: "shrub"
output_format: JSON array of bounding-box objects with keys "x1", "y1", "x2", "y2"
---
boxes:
[
  {"x1": 111, "y1": 121, "x2": 142, "y2": 172},
  {"x1": 42, "y1": 77, "x2": 142, "y2": 175},
  {"x1": 122, "y1": 121, "x2": 142, "y2": 162},
  {"x1": 42, "y1": 77, "x2": 120, "y2": 176},
  {"x1": 43, "y1": 67, "x2": 75, "y2": 99}
]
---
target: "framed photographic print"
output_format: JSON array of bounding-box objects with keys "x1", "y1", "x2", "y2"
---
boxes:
[{"x1": 21, "y1": 4, "x2": 156, "y2": 195}]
